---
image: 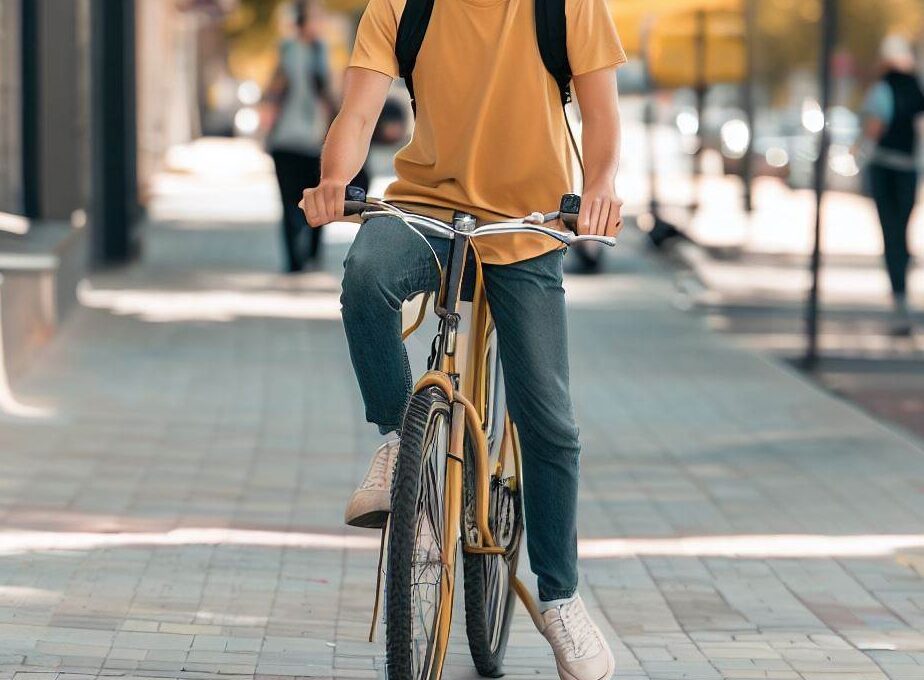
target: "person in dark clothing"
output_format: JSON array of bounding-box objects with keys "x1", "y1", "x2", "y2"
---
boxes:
[
  {"x1": 264, "y1": 2, "x2": 370, "y2": 272},
  {"x1": 862, "y1": 36, "x2": 924, "y2": 335}
]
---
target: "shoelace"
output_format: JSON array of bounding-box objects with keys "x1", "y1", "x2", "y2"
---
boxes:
[
  {"x1": 547, "y1": 599, "x2": 601, "y2": 660},
  {"x1": 361, "y1": 442, "x2": 397, "y2": 489}
]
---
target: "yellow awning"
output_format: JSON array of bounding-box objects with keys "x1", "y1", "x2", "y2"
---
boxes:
[
  {"x1": 610, "y1": 0, "x2": 743, "y2": 55},
  {"x1": 610, "y1": 0, "x2": 746, "y2": 86}
]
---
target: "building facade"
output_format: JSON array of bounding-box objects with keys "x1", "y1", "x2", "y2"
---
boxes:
[{"x1": 0, "y1": 0, "x2": 23, "y2": 215}]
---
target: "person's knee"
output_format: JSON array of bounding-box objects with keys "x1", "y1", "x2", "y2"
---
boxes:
[
  {"x1": 342, "y1": 218, "x2": 422, "y2": 312},
  {"x1": 539, "y1": 418, "x2": 581, "y2": 458},
  {"x1": 342, "y1": 245, "x2": 378, "y2": 300},
  {"x1": 347, "y1": 216, "x2": 440, "y2": 295},
  {"x1": 341, "y1": 226, "x2": 394, "y2": 304},
  {"x1": 511, "y1": 402, "x2": 581, "y2": 462}
]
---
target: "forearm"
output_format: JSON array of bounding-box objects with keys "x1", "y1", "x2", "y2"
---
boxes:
[
  {"x1": 571, "y1": 68, "x2": 623, "y2": 236},
  {"x1": 301, "y1": 67, "x2": 390, "y2": 226},
  {"x1": 320, "y1": 109, "x2": 376, "y2": 183},
  {"x1": 580, "y1": 107, "x2": 621, "y2": 188}
]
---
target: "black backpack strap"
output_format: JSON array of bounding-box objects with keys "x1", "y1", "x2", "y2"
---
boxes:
[
  {"x1": 309, "y1": 40, "x2": 328, "y2": 96},
  {"x1": 535, "y1": 0, "x2": 572, "y2": 105},
  {"x1": 395, "y1": 0, "x2": 435, "y2": 115}
]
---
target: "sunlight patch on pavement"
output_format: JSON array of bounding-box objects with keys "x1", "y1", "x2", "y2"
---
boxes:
[
  {"x1": 149, "y1": 138, "x2": 280, "y2": 223},
  {"x1": 730, "y1": 331, "x2": 919, "y2": 355},
  {"x1": 193, "y1": 611, "x2": 270, "y2": 627},
  {"x1": 579, "y1": 534, "x2": 924, "y2": 559},
  {"x1": 78, "y1": 280, "x2": 343, "y2": 322},
  {"x1": 0, "y1": 585, "x2": 60, "y2": 604},
  {"x1": 163, "y1": 138, "x2": 274, "y2": 177},
  {"x1": 0, "y1": 528, "x2": 381, "y2": 555},
  {"x1": 2, "y1": 528, "x2": 924, "y2": 560}
]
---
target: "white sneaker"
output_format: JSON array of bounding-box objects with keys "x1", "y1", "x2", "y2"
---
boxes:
[
  {"x1": 539, "y1": 595, "x2": 615, "y2": 680},
  {"x1": 344, "y1": 439, "x2": 399, "y2": 528}
]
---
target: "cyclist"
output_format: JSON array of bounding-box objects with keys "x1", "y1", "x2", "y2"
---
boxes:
[{"x1": 301, "y1": 0, "x2": 626, "y2": 677}]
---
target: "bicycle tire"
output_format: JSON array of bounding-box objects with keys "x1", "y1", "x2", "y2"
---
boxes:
[
  {"x1": 461, "y1": 435, "x2": 524, "y2": 677},
  {"x1": 386, "y1": 386, "x2": 456, "y2": 680}
]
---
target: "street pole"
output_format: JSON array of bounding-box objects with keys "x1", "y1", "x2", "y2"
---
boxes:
[
  {"x1": 90, "y1": 0, "x2": 140, "y2": 266},
  {"x1": 804, "y1": 0, "x2": 837, "y2": 369},
  {"x1": 741, "y1": 0, "x2": 755, "y2": 213},
  {"x1": 646, "y1": 97, "x2": 658, "y2": 217},
  {"x1": 644, "y1": 20, "x2": 659, "y2": 220},
  {"x1": 20, "y1": 0, "x2": 39, "y2": 218},
  {"x1": 694, "y1": 9, "x2": 707, "y2": 181}
]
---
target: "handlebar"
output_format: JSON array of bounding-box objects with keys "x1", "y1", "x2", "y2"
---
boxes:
[
  {"x1": 345, "y1": 185, "x2": 579, "y2": 229},
  {"x1": 341, "y1": 186, "x2": 616, "y2": 248}
]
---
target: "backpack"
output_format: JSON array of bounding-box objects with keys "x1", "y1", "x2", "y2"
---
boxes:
[{"x1": 394, "y1": 0, "x2": 572, "y2": 114}]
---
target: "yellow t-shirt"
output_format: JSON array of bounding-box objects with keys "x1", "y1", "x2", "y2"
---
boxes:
[{"x1": 349, "y1": 0, "x2": 626, "y2": 264}]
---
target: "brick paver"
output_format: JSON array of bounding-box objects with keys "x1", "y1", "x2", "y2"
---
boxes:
[{"x1": 2, "y1": 165, "x2": 924, "y2": 679}]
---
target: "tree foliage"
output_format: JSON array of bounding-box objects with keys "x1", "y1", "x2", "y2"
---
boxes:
[
  {"x1": 754, "y1": 0, "x2": 923, "y2": 94},
  {"x1": 222, "y1": 0, "x2": 294, "y2": 82}
]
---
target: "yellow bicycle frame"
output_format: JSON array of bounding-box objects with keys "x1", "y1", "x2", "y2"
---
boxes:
[
  {"x1": 369, "y1": 230, "x2": 544, "y2": 679},
  {"x1": 401, "y1": 243, "x2": 541, "y2": 676}
]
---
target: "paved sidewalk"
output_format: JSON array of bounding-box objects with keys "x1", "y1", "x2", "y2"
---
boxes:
[
  {"x1": 2, "y1": 175, "x2": 924, "y2": 679},
  {"x1": 670, "y1": 229, "x2": 924, "y2": 440}
]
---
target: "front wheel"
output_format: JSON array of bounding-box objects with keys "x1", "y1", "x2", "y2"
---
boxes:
[{"x1": 386, "y1": 387, "x2": 458, "y2": 680}]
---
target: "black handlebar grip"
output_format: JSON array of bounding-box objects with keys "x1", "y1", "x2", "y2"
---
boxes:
[
  {"x1": 344, "y1": 185, "x2": 368, "y2": 216},
  {"x1": 560, "y1": 193, "x2": 581, "y2": 233},
  {"x1": 346, "y1": 185, "x2": 367, "y2": 202}
]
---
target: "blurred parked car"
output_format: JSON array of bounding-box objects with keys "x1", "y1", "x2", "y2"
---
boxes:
[{"x1": 669, "y1": 89, "x2": 864, "y2": 193}]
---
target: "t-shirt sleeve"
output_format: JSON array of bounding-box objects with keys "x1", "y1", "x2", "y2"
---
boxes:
[
  {"x1": 566, "y1": 0, "x2": 627, "y2": 76},
  {"x1": 348, "y1": 0, "x2": 401, "y2": 78},
  {"x1": 863, "y1": 82, "x2": 893, "y2": 125}
]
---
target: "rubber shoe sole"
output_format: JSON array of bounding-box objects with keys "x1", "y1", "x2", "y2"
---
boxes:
[
  {"x1": 346, "y1": 509, "x2": 389, "y2": 529},
  {"x1": 554, "y1": 649, "x2": 615, "y2": 680}
]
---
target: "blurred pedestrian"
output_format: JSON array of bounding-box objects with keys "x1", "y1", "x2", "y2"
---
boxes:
[
  {"x1": 862, "y1": 35, "x2": 924, "y2": 335},
  {"x1": 264, "y1": 1, "x2": 368, "y2": 272}
]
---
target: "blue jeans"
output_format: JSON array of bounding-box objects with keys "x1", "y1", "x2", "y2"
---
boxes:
[{"x1": 340, "y1": 216, "x2": 580, "y2": 601}]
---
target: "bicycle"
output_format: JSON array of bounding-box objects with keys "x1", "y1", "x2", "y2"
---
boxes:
[{"x1": 340, "y1": 186, "x2": 617, "y2": 680}]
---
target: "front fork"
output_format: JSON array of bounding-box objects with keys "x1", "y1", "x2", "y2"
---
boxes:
[
  {"x1": 369, "y1": 371, "x2": 543, "y2": 649},
  {"x1": 420, "y1": 400, "x2": 465, "y2": 680},
  {"x1": 419, "y1": 371, "x2": 545, "y2": 630}
]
